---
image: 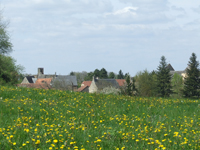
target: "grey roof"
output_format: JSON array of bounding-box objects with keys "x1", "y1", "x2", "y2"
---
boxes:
[
  {"x1": 95, "y1": 79, "x2": 119, "y2": 90},
  {"x1": 166, "y1": 64, "x2": 175, "y2": 71},
  {"x1": 52, "y1": 75, "x2": 77, "y2": 86}
]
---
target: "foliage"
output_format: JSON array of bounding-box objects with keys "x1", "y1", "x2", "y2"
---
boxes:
[
  {"x1": 69, "y1": 71, "x2": 75, "y2": 76},
  {"x1": 120, "y1": 75, "x2": 137, "y2": 96},
  {"x1": 156, "y1": 56, "x2": 173, "y2": 97},
  {"x1": 171, "y1": 73, "x2": 184, "y2": 98},
  {"x1": 99, "y1": 68, "x2": 108, "y2": 79},
  {"x1": 0, "y1": 55, "x2": 24, "y2": 85},
  {"x1": 0, "y1": 14, "x2": 12, "y2": 54},
  {"x1": 84, "y1": 71, "x2": 94, "y2": 81},
  {"x1": 0, "y1": 86, "x2": 200, "y2": 149},
  {"x1": 100, "y1": 86, "x2": 121, "y2": 95},
  {"x1": 108, "y1": 72, "x2": 116, "y2": 79},
  {"x1": 84, "y1": 68, "x2": 109, "y2": 80},
  {"x1": 135, "y1": 70, "x2": 157, "y2": 97},
  {"x1": 69, "y1": 71, "x2": 87, "y2": 87},
  {"x1": 183, "y1": 53, "x2": 200, "y2": 98},
  {"x1": 117, "y1": 70, "x2": 124, "y2": 79}
]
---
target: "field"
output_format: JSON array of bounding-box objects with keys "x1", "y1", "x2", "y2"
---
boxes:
[{"x1": 0, "y1": 86, "x2": 200, "y2": 150}]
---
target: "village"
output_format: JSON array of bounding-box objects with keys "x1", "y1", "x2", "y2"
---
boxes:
[{"x1": 18, "y1": 64, "x2": 187, "y2": 94}]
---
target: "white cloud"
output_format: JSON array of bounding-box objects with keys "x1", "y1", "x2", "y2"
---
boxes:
[{"x1": 1, "y1": 0, "x2": 200, "y2": 75}]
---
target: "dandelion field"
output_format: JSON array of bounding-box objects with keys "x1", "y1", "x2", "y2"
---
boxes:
[{"x1": 0, "y1": 86, "x2": 200, "y2": 150}]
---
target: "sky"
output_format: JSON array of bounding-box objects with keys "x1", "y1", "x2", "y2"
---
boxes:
[{"x1": 1, "y1": 0, "x2": 200, "y2": 76}]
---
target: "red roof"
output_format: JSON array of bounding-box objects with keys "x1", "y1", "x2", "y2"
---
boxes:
[
  {"x1": 81, "y1": 81, "x2": 92, "y2": 87},
  {"x1": 116, "y1": 79, "x2": 126, "y2": 86},
  {"x1": 35, "y1": 78, "x2": 52, "y2": 84}
]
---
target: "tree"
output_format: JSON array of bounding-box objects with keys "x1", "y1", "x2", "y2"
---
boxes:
[
  {"x1": 117, "y1": 70, "x2": 124, "y2": 79},
  {"x1": 0, "y1": 55, "x2": 24, "y2": 85},
  {"x1": 126, "y1": 75, "x2": 132, "y2": 96},
  {"x1": 108, "y1": 72, "x2": 115, "y2": 79},
  {"x1": 0, "y1": 11, "x2": 23, "y2": 85},
  {"x1": 135, "y1": 70, "x2": 157, "y2": 97},
  {"x1": 171, "y1": 73, "x2": 184, "y2": 98},
  {"x1": 84, "y1": 72, "x2": 94, "y2": 81},
  {"x1": 183, "y1": 53, "x2": 200, "y2": 98},
  {"x1": 100, "y1": 68, "x2": 108, "y2": 79},
  {"x1": 94, "y1": 69, "x2": 100, "y2": 77},
  {"x1": 0, "y1": 12, "x2": 12, "y2": 54},
  {"x1": 120, "y1": 74, "x2": 137, "y2": 96},
  {"x1": 156, "y1": 56, "x2": 172, "y2": 97},
  {"x1": 70, "y1": 71, "x2": 75, "y2": 76}
]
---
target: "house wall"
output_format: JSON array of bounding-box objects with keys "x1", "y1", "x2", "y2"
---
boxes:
[
  {"x1": 21, "y1": 77, "x2": 29, "y2": 84},
  {"x1": 89, "y1": 80, "x2": 98, "y2": 93}
]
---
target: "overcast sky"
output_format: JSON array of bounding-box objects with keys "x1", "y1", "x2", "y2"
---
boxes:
[{"x1": 1, "y1": 0, "x2": 200, "y2": 76}]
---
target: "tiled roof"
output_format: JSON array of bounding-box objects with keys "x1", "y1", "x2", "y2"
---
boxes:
[
  {"x1": 81, "y1": 81, "x2": 92, "y2": 86},
  {"x1": 77, "y1": 85, "x2": 89, "y2": 92},
  {"x1": 116, "y1": 79, "x2": 126, "y2": 86},
  {"x1": 35, "y1": 78, "x2": 52, "y2": 85}
]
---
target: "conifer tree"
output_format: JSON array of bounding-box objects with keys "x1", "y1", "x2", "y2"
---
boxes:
[
  {"x1": 156, "y1": 56, "x2": 172, "y2": 97},
  {"x1": 117, "y1": 70, "x2": 124, "y2": 79},
  {"x1": 183, "y1": 53, "x2": 200, "y2": 98}
]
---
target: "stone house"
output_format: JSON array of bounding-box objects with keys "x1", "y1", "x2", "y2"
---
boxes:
[
  {"x1": 77, "y1": 79, "x2": 126, "y2": 93},
  {"x1": 167, "y1": 64, "x2": 187, "y2": 79},
  {"x1": 89, "y1": 76, "x2": 120, "y2": 93}
]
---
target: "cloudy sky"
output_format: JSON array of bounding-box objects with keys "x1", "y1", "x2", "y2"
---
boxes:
[{"x1": 1, "y1": 0, "x2": 200, "y2": 76}]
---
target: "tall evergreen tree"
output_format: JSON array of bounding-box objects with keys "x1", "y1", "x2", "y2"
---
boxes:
[
  {"x1": 117, "y1": 70, "x2": 124, "y2": 79},
  {"x1": 156, "y1": 56, "x2": 172, "y2": 97},
  {"x1": 183, "y1": 53, "x2": 200, "y2": 98},
  {"x1": 126, "y1": 75, "x2": 132, "y2": 96}
]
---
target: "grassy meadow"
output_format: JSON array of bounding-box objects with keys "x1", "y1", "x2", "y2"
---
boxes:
[{"x1": 0, "y1": 86, "x2": 200, "y2": 150}]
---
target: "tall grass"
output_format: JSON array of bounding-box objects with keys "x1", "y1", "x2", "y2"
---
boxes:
[{"x1": 0, "y1": 86, "x2": 200, "y2": 149}]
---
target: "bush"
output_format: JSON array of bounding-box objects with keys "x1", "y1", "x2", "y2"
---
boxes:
[{"x1": 100, "y1": 86, "x2": 121, "y2": 95}]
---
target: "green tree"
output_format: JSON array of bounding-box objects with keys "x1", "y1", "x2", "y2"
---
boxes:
[
  {"x1": 70, "y1": 71, "x2": 75, "y2": 76},
  {"x1": 0, "y1": 14, "x2": 12, "y2": 54},
  {"x1": 108, "y1": 72, "x2": 115, "y2": 79},
  {"x1": 94, "y1": 69, "x2": 100, "y2": 77},
  {"x1": 126, "y1": 75, "x2": 132, "y2": 96},
  {"x1": 117, "y1": 70, "x2": 124, "y2": 79},
  {"x1": 99, "y1": 68, "x2": 108, "y2": 79},
  {"x1": 0, "y1": 55, "x2": 23, "y2": 85},
  {"x1": 171, "y1": 73, "x2": 184, "y2": 98},
  {"x1": 84, "y1": 72, "x2": 94, "y2": 81},
  {"x1": 156, "y1": 56, "x2": 172, "y2": 97},
  {"x1": 0, "y1": 11, "x2": 23, "y2": 85},
  {"x1": 183, "y1": 53, "x2": 200, "y2": 98},
  {"x1": 135, "y1": 70, "x2": 157, "y2": 97}
]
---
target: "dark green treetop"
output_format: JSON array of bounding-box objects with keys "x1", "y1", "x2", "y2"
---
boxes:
[
  {"x1": 108, "y1": 72, "x2": 115, "y2": 79},
  {"x1": 183, "y1": 53, "x2": 200, "y2": 98},
  {"x1": 156, "y1": 56, "x2": 173, "y2": 97},
  {"x1": 117, "y1": 70, "x2": 124, "y2": 79}
]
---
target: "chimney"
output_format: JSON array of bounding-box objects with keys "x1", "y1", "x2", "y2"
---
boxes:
[{"x1": 38, "y1": 68, "x2": 44, "y2": 78}]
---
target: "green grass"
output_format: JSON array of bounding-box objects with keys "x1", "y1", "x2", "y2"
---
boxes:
[{"x1": 0, "y1": 86, "x2": 200, "y2": 150}]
